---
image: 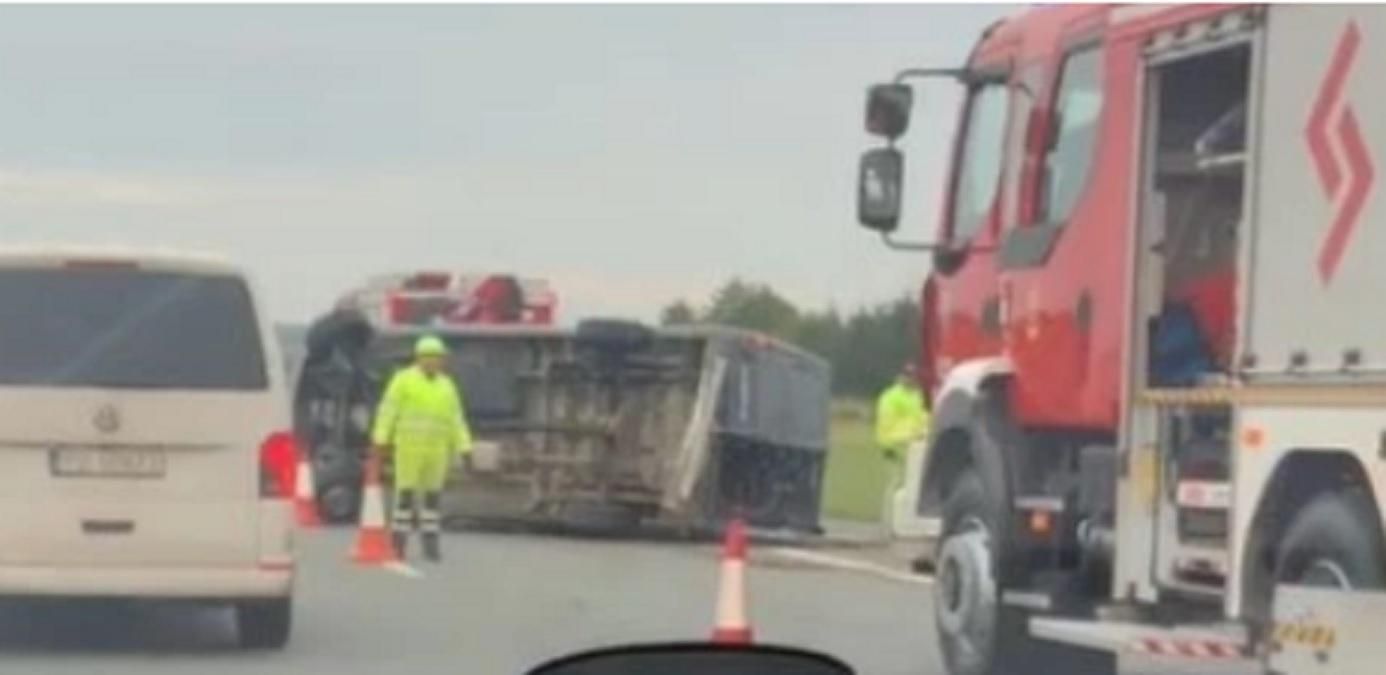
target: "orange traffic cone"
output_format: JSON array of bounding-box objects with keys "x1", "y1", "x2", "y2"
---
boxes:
[
  {"x1": 350, "y1": 455, "x2": 399, "y2": 565},
  {"x1": 293, "y1": 455, "x2": 321, "y2": 528},
  {"x1": 711, "y1": 517, "x2": 753, "y2": 644}
]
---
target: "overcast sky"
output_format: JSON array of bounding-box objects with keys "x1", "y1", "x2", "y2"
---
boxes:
[{"x1": 0, "y1": 4, "x2": 1012, "y2": 323}]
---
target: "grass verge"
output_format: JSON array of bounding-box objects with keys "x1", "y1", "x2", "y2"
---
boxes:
[{"x1": 821, "y1": 399, "x2": 885, "y2": 522}]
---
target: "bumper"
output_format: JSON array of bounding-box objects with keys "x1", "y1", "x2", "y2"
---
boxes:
[{"x1": 0, "y1": 564, "x2": 293, "y2": 599}]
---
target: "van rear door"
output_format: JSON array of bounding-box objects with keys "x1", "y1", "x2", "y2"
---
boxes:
[{"x1": 0, "y1": 262, "x2": 273, "y2": 567}]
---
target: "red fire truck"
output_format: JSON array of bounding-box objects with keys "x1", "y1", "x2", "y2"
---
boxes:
[{"x1": 857, "y1": 5, "x2": 1386, "y2": 675}]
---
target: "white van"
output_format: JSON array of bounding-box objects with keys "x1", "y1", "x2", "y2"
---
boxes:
[{"x1": 0, "y1": 249, "x2": 296, "y2": 649}]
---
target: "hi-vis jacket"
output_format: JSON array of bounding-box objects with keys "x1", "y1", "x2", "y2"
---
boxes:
[
  {"x1": 874, "y1": 382, "x2": 930, "y2": 458},
  {"x1": 371, "y1": 365, "x2": 473, "y2": 459}
]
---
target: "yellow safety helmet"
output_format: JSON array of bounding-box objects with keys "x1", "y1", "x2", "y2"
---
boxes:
[{"x1": 414, "y1": 335, "x2": 448, "y2": 358}]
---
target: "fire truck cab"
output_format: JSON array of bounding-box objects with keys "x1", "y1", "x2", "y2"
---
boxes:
[{"x1": 856, "y1": 5, "x2": 1386, "y2": 674}]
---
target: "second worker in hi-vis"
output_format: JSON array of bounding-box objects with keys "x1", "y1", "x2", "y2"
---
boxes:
[{"x1": 370, "y1": 335, "x2": 474, "y2": 562}]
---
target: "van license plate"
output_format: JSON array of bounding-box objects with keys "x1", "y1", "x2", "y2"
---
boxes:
[{"x1": 50, "y1": 447, "x2": 166, "y2": 479}]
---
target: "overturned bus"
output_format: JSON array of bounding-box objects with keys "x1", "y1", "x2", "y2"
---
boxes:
[{"x1": 293, "y1": 312, "x2": 831, "y2": 534}]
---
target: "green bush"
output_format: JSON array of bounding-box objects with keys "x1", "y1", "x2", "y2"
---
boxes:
[{"x1": 662, "y1": 279, "x2": 920, "y2": 399}]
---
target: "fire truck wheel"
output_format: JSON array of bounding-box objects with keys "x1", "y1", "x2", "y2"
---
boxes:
[
  {"x1": 936, "y1": 470, "x2": 1114, "y2": 675},
  {"x1": 1276, "y1": 489, "x2": 1386, "y2": 590},
  {"x1": 935, "y1": 472, "x2": 999, "y2": 675}
]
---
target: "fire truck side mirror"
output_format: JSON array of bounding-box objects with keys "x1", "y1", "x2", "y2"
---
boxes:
[
  {"x1": 865, "y1": 83, "x2": 913, "y2": 139},
  {"x1": 857, "y1": 147, "x2": 904, "y2": 233}
]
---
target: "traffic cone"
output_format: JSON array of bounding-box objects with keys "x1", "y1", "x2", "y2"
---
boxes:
[
  {"x1": 711, "y1": 517, "x2": 753, "y2": 644},
  {"x1": 350, "y1": 454, "x2": 398, "y2": 565},
  {"x1": 293, "y1": 455, "x2": 321, "y2": 528}
]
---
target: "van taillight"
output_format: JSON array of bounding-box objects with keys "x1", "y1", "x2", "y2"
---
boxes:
[{"x1": 259, "y1": 432, "x2": 299, "y2": 499}]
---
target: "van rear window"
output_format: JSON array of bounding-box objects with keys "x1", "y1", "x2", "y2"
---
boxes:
[{"x1": 0, "y1": 267, "x2": 268, "y2": 390}]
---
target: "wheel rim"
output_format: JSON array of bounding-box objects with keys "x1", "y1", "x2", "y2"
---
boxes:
[
  {"x1": 935, "y1": 516, "x2": 997, "y2": 672},
  {"x1": 1301, "y1": 559, "x2": 1353, "y2": 589}
]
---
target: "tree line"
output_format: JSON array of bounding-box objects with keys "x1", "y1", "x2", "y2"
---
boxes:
[{"x1": 660, "y1": 279, "x2": 920, "y2": 399}]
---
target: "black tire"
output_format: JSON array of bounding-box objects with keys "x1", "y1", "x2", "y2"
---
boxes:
[
  {"x1": 575, "y1": 318, "x2": 653, "y2": 352},
  {"x1": 236, "y1": 598, "x2": 292, "y2": 650},
  {"x1": 935, "y1": 471, "x2": 1113, "y2": 675},
  {"x1": 304, "y1": 309, "x2": 373, "y2": 361},
  {"x1": 317, "y1": 481, "x2": 361, "y2": 524},
  {"x1": 312, "y1": 444, "x2": 362, "y2": 524},
  {"x1": 1275, "y1": 489, "x2": 1386, "y2": 589}
]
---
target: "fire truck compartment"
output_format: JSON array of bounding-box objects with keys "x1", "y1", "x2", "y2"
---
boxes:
[
  {"x1": 1144, "y1": 41, "x2": 1249, "y2": 389},
  {"x1": 1130, "y1": 24, "x2": 1250, "y2": 600},
  {"x1": 1243, "y1": 7, "x2": 1386, "y2": 379}
]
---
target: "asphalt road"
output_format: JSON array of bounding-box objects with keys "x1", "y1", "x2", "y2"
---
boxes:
[
  {"x1": 0, "y1": 528, "x2": 934, "y2": 675},
  {"x1": 0, "y1": 528, "x2": 1257, "y2": 675}
]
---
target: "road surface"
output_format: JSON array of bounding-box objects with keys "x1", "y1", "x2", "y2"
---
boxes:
[
  {"x1": 0, "y1": 528, "x2": 1254, "y2": 675},
  {"x1": 0, "y1": 529, "x2": 933, "y2": 674}
]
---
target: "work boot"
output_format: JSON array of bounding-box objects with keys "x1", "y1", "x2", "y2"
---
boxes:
[
  {"x1": 392, "y1": 532, "x2": 409, "y2": 560},
  {"x1": 422, "y1": 533, "x2": 442, "y2": 563}
]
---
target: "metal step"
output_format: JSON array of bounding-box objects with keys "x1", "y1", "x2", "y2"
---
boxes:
[{"x1": 1029, "y1": 616, "x2": 1252, "y2": 662}]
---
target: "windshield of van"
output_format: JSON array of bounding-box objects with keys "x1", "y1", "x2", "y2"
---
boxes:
[{"x1": 0, "y1": 267, "x2": 267, "y2": 390}]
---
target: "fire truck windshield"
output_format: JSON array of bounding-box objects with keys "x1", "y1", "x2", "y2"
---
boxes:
[{"x1": 950, "y1": 84, "x2": 1009, "y2": 242}]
